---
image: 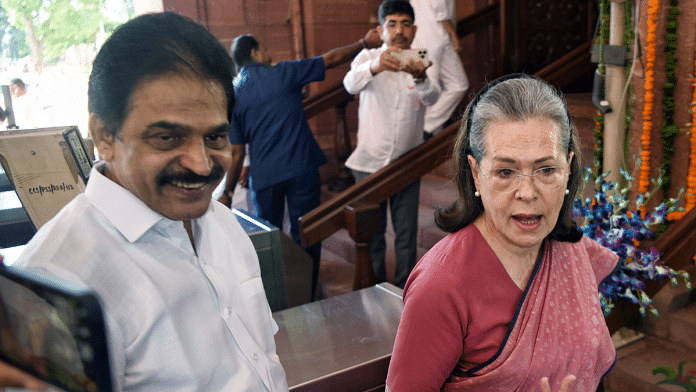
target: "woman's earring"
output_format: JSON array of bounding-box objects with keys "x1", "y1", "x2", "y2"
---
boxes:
[
  {"x1": 475, "y1": 190, "x2": 480, "y2": 197},
  {"x1": 565, "y1": 189, "x2": 570, "y2": 195}
]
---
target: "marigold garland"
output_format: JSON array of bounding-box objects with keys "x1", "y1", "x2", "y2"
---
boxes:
[
  {"x1": 640, "y1": 0, "x2": 660, "y2": 193},
  {"x1": 688, "y1": 70, "x2": 696, "y2": 211},
  {"x1": 668, "y1": 54, "x2": 696, "y2": 220}
]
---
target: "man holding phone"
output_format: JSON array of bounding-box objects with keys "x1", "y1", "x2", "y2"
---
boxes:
[{"x1": 343, "y1": 0, "x2": 440, "y2": 288}]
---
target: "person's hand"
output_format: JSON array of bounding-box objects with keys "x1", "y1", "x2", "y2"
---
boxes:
[
  {"x1": 363, "y1": 27, "x2": 382, "y2": 49},
  {"x1": 238, "y1": 166, "x2": 250, "y2": 188},
  {"x1": 450, "y1": 31, "x2": 461, "y2": 52},
  {"x1": 0, "y1": 360, "x2": 47, "y2": 390},
  {"x1": 217, "y1": 192, "x2": 232, "y2": 208},
  {"x1": 402, "y1": 58, "x2": 431, "y2": 81},
  {"x1": 370, "y1": 47, "x2": 403, "y2": 75},
  {"x1": 540, "y1": 375, "x2": 576, "y2": 392}
]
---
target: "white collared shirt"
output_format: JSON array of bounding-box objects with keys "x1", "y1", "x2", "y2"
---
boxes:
[
  {"x1": 15, "y1": 162, "x2": 289, "y2": 392},
  {"x1": 343, "y1": 45, "x2": 440, "y2": 173},
  {"x1": 412, "y1": 0, "x2": 456, "y2": 46}
]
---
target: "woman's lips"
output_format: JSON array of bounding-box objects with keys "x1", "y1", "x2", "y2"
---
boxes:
[{"x1": 513, "y1": 215, "x2": 542, "y2": 226}]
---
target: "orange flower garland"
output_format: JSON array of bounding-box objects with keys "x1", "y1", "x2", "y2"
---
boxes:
[
  {"x1": 687, "y1": 67, "x2": 696, "y2": 212},
  {"x1": 639, "y1": 0, "x2": 660, "y2": 193},
  {"x1": 667, "y1": 55, "x2": 696, "y2": 220}
]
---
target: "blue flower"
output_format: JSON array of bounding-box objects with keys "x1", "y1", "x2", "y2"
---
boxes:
[{"x1": 577, "y1": 169, "x2": 690, "y2": 317}]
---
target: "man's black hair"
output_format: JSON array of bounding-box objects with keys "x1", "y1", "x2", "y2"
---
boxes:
[
  {"x1": 10, "y1": 78, "x2": 25, "y2": 91},
  {"x1": 231, "y1": 35, "x2": 260, "y2": 72},
  {"x1": 88, "y1": 11, "x2": 235, "y2": 137},
  {"x1": 378, "y1": 0, "x2": 415, "y2": 25}
]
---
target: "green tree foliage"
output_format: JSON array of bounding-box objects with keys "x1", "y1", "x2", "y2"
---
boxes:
[
  {"x1": 1, "y1": 0, "x2": 113, "y2": 72},
  {"x1": 0, "y1": 6, "x2": 29, "y2": 60}
]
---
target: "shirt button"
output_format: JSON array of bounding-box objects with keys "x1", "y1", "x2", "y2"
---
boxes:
[
  {"x1": 253, "y1": 354, "x2": 259, "y2": 361},
  {"x1": 223, "y1": 307, "x2": 232, "y2": 316}
]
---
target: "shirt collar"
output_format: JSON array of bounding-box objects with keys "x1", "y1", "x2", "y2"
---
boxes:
[{"x1": 85, "y1": 161, "x2": 174, "y2": 243}]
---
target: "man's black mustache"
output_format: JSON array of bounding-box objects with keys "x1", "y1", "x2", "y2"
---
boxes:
[{"x1": 157, "y1": 165, "x2": 225, "y2": 187}]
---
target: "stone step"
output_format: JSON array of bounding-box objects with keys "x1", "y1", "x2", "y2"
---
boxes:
[
  {"x1": 604, "y1": 335, "x2": 696, "y2": 392},
  {"x1": 669, "y1": 303, "x2": 696, "y2": 352},
  {"x1": 638, "y1": 264, "x2": 696, "y2": 340}
]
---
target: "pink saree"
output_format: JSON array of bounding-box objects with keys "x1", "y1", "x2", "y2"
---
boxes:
[{"x1": 442, "y1": 237, "x2": 618, "y2": 391}]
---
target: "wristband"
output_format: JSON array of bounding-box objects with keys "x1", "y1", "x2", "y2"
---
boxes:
[{"x1": 360, "y1": 38, "x2": 369, "y2": 49}]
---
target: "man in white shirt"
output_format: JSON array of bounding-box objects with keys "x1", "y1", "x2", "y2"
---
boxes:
[
  {"x1": 9, "y1": 12, "x2": 288, "y2": 392},
  {"x1": 411, "y1": 0, "x2": 469, "y2": 139},
  {"x1": 343, "y1": 0, "x2": 440, "y2": 288},
  {"x1": 9, "y1": 78, "x2": 43, "y2": 129}
]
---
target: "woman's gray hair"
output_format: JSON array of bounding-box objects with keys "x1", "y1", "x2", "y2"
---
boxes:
[
  {"x1": 436, "y1": 75, "x2": 583, "y2": 242},
  {"x1": 467, "y1": 78, "x2": 573, "y2": 162}
]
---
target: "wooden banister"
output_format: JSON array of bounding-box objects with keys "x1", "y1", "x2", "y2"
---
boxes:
[
  {"x1": 303, "y1": 84, "x2": 353, "y2": 120},
  {"x1": 300, "y1": 121, "x2": 459, "y2": 249}
]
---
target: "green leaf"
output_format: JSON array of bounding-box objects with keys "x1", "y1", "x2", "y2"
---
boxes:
[{"x1": 653, "y1": 366, "x2": 677, "y2": 378}]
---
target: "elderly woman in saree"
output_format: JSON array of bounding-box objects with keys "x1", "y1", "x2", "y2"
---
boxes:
[{"x1": 385, "y1": 74, "x2": 618, "y2": 392}]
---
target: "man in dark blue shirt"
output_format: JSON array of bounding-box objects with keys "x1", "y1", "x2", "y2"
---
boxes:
[{"x1": 221, "y1": 30, "x2": 381, "y2": 300}]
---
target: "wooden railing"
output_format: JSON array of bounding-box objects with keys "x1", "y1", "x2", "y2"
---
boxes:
[{"x1": 300, "y1": 123, "x2": 460, "y2": 288}]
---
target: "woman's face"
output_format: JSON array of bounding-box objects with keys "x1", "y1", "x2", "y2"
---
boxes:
[{"x1": 468, "y1": 117, "x2": 572, "y2": 253}]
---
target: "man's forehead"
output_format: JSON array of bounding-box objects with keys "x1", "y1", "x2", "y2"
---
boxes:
[
  {"x1": 127, "y1": 72, "x2": 227, "y2": 110},
  {"x1": 383, "y1": 13, "x2": 413, "y2": 23}
]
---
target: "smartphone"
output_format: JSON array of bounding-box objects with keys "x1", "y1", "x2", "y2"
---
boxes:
[
  {"x1": 0, "y1": 265, "x2": 112, "y2": 392},
  {"x1": 390, "y1": 48, "x2": 429, "y2": 67}
]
